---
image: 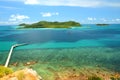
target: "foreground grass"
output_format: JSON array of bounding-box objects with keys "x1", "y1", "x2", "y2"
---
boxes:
[{"x1": 0, "y1": 66, "x2": 13, "y2": 78}]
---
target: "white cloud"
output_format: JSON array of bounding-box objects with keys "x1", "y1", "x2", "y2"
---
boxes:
[
  {"x1": 0, "y1": 21, "x2": 34, "y2": 25},
  {"x1": 116, "y1": 19, "x2": 120, "y2": 21},
  {"x1": 24, "y1": 0, "x2": 39, "y2": 5},
  {"x1": 9, "y1": 14, "x2": 29, "y2": 21},
  {"x1": 2, "y1": 0, "x2": 120, "y2": 7},
  {"x1": 87, "y1": 17, "x2": 96, "y2": 21},
  {"x1": 104, "y1": 2, "x2": 120, "y2": 7},
  {"x1": 41, "y1": 13, "x2": 52, "y2": 17},
  {"x1": 0, "y1": 21, "x2": 9, "y2": 24},
  {"x1": 100, "y1": 18, "x2": 107, "y2": 22},
  {"x1": 0, "y1": 21, "x2": 19, "y2": 25},
  {"x1": 21, "y1": 0, "x2": 120, "y2": 7},
  {"x1": 40, "y1": 12, "x2": 59, "y2": 17},
  {"x1": 0, "y1": 5, "x2": 20, "y2": 9},
  {"x1": 99, "y1": 18, "x2": 120, "y2": 23},
  {"x1": 110, "y1": 18, "x2": 120, "y2": 22},
  {"x1": 0, "y1": 14, "x2": 30, "y2": 25}
]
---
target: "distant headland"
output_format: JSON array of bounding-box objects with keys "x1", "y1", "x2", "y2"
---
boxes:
[
  {"x1": 96, "y1": 24, "x2": 109, "y2": 26},
  {"x1": 18, "y1": 21, "x2": 81, "y2": 28}
]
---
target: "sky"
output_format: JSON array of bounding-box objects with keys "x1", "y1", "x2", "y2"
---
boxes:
[{"x1": 0, "y1": 0, "x2": 120, "y2": 25}]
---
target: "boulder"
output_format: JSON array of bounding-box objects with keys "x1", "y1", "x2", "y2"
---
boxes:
[{"x1": 0, "y1": 68, "x2": 42, "y2": 80}]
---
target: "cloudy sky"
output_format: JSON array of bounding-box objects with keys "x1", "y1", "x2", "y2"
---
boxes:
[{"x1": 0, "y1": 0, "x2": 120, "y2": 24}]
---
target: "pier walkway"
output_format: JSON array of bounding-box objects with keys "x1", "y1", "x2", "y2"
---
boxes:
[{"x1": 5, "y1": 43, "x2": 28, "y2": 67}]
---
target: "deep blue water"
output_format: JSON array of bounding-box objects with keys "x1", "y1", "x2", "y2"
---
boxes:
[{"x1": 0, "y1": 24, "x2": 120, "y2": 51}]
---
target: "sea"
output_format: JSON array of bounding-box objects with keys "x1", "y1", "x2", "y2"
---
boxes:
[{"x1": 0, "y1": 24, "x2": 120, "y2": 72}]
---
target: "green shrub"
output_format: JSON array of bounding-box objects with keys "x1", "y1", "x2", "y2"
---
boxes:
[
  {"x1": 88, "y1": 76, "x2": 102, "y2": 80},
  {"x1": 0, "y1": 66, "x2": 13, "y2": 78},
  {"x1": 110, "y1": 77, "x2": 116, "y2": 80},
  {"x1": 110, "y1": 77, "x2": 120, "y2": 80}
]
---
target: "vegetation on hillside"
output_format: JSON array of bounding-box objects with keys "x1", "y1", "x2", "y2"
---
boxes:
[
  {"x1": 88, "y1": 76, "x2": 102, "y2": 80},
  {"x1": 0, "y1": 66, "x2": 13, "y2": 78},
  {"x1": 18, "y1": 21, "x2": 81, "y2": 28}
]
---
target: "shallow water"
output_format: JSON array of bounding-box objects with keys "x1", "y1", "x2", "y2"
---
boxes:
[{"x1": 1, "y1": 47, "x2": 120, "y2": 72}]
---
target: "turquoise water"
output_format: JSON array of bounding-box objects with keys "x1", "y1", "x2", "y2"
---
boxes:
[
  {"x1": 0, "y1": 24, "x2": 120, "y2": 72},
  {"x1": 0, "y1": 24, "x2": 120, "y2": 51}
]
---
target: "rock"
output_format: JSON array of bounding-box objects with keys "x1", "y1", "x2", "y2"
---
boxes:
[
  {"x1": 24, "y1": 61, "x2": 38, "y2": 66},
  {"x1": 0, "y1": 68, "x2": 42, "y2": 80},
  {"x1": 11, "y1": 62, "x2": 19, "y2": 67}
]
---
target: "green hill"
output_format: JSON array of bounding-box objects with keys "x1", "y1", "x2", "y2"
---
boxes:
[{"x1": 18, "y1": 21, "x2": 81, "y2": 28}]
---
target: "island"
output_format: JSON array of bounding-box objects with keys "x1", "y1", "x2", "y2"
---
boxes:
[
  {"x1": 18, "y1": 21, "x2": 81, "y2": 28},
  {"x1": 96, "y1": 24, "x2": 109, "y2": 26}
]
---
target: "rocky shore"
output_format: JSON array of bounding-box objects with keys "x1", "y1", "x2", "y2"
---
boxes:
[{"x1": 0, "y1": 68, "x2": 42, "y2": 80}]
